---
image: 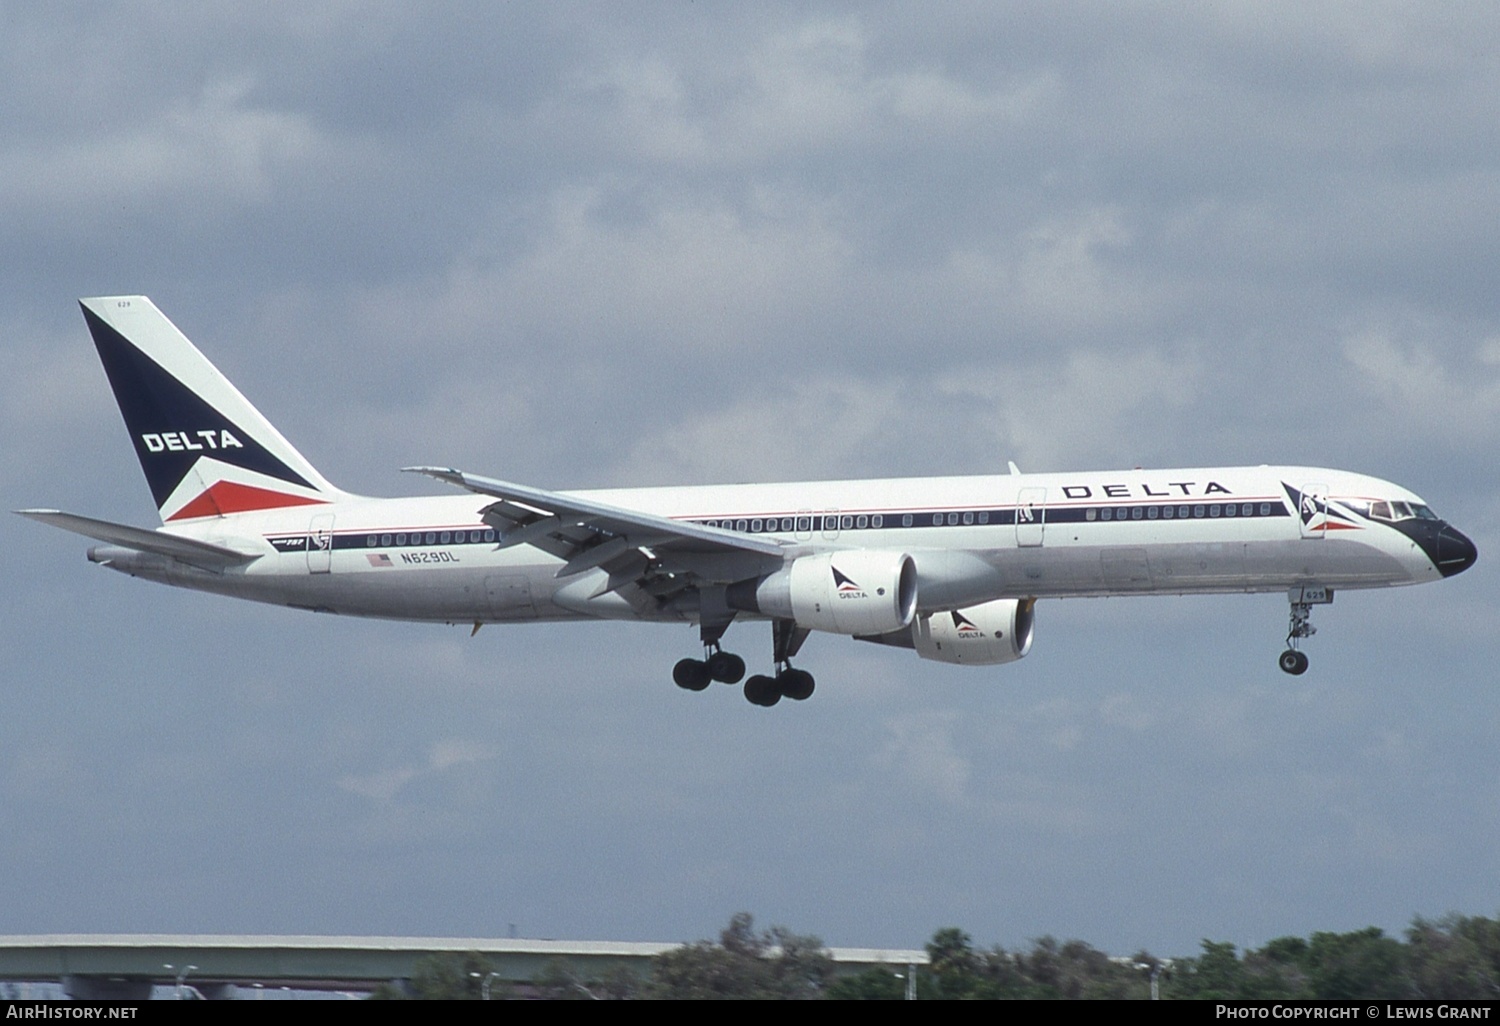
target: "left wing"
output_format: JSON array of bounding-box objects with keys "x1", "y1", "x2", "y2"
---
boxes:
[{"x1": 404, "y1": 467, "x2": 788, "y2": 599}]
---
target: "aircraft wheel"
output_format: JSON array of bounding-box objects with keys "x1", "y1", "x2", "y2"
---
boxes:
[
  {"x1": 707, "y1": 651, "x2": 746, "y2": 684},
  {"x1": 779, "y1": 668, "x2": 815, "y2": 701},
  {"x1": 744, "y1": 674, "x2": 781, "y2": 707},
  {"x1": 673, "y1": 658, "x2": 712, "y2": 691},
  {"x1": 1278, "y1": 649, "x2": 1309, "y2": 676}
]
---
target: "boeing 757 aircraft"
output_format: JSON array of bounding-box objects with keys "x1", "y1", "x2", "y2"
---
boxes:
[{"x1": 20, "y1": 298, "x2": 1477, "y2": 706}]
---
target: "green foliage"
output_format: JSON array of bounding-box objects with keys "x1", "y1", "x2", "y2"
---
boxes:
[
  {"x1": 372, "y1": 910, "x2": 1500, "y2": 1001},
  {"x1": 1306, "y1": 927, "x2": 1410, "y2": 999},
  {"x1": 649, "y1": 912, "x2": 833, "y2": 999},
  {"x1": 1407, "y1": 914, "x2": 1500, "y2": 999},
  {"x1": 825, "y1": 966, "x2": 912, "y2": 1000},
  {"x1": 392, "y1": 950, "x2": 496, "y2": 1000}
]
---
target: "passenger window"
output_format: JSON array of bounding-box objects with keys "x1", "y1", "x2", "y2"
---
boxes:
[
  {"x1": 1147, "y1": 506, "x2": 1159, "y2": 519},
  {"x1": 1131, "y1": 507, "x2": 1143, "y2": 520},
  {"x1": 797, "y1": 517, "x2": 811, "y2": 531},
  {"x1": 1193, "y1": 505, "x2": 1205, "y2": 518},
  {"x1": 841, "y1": 516, "x2": 853, "y2": 530},
  {"x1": 425, "y1": 532, "x2": 436, "y2": 544},
  {"x1": 1162, "y1": 506, "x2": 1174, "y2": 519},
  {"x1": 736, "y1": 519, "x2": 747, "y2": 532},
  {"x1": 1260, "y1": 504, "x2": 1270, "y2": 516},
  {"x1": 366, "y1": 535, "x2": 376, "y2": 547},
  {"x1": 1086, "y1": 508, "x2": 1097, "y2": 521},
  {"x1": 396, "y1": 533, "x2": 407, "y2": 545},
  {"x1": 440, "y1": 531, "x2": 451, "y2": 544},
  {"x1": 962, "y1": 512, "x2": 973, "y2": 526},
  {"x1": 857, "y1": 515, "x2": 869, "y2": 529},
  {"x1": 977, "y1": 511, "x2": 989, "y2": 524},
  {"x1": 1224, "y1": 504, "x2": 1236, "y2": 517},
  {"x1": 902, "y1": 514, "x2": 913, "y2": 528},
  {"x1": 484, "y1": 529, "x2": 495, "y2": 542},
  {"x1": 932, "y1": 514, "x2": 943, "y2": 526},
  {"x1": 1101, "y1": 508, "x2": 1112, "y2": 521},
  {"x1": 872, "y1": 515, "x2": 883, "y2": 528}
]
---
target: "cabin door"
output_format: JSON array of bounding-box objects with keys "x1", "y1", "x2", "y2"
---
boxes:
[{"x1": 1016, "y1": 488, "x2": 1046, "y2": 547}]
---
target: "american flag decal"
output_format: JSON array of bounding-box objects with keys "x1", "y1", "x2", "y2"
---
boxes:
[{"x1": 366, "y1": 553, "x2": 393, "y2": 567}]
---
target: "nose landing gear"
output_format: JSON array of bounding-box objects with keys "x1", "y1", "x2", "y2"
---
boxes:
[{"x1": 1279, "y1": 585, "x2": 1331, "y2": 675}]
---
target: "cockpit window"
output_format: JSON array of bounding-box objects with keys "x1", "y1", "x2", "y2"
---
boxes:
[{"x1": 1367, "y1": 500, "x2": 1439, "y2": 523}]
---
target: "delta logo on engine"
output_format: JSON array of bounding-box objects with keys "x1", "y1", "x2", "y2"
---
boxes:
[{"x1": 832, "y1": 567, "x2": 866, "y2": 599}]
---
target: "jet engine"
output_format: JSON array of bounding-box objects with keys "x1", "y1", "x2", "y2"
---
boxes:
[
  {"x1": 856, "y1": 597, "x2": 1035, "y2": 665},
  {"x1": 727, "y1": 550, "x2": 918, "y2": 635},
  {"x1": 912, "y1": 598, "x2": 1035, "y2": 665}
]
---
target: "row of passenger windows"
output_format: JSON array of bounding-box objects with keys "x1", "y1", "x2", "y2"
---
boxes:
[
  {"x1": 1086, "y1": 503, "x2": 1272, "y2": 522},
  {"x1": 701, "y1": 511, "x2": 997, "y2": 533},
  {"x1": 365, "y1": 529, "x2": 496, "y2": 547}
]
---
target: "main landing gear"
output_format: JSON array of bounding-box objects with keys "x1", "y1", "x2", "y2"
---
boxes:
[
  {"x1": 672, "y1": 618, "x2": 815, "y2": 707},
  {"x1": 1278, "y1": 585, "x2": 1332, "y2": 676},
  {"x1": 672, "y1": 647, "x2": 746, "y2": 691},
  {"x1": 743, "y1": 665, "x2": 816, "y2": 707}
]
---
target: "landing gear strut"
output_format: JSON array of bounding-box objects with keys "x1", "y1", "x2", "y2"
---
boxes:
[
  {"x1": 744, "y1": 619, "x2": 815, "y2": 707},
  {"x1": 1279, "y1": 585, "x2": 1332, "y2": 676},
  {"x1": 673, "y1": 616, "x2": 745, "y2": 691}
]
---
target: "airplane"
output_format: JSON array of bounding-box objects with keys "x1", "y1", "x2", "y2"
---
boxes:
[{"x1": 19, "y1": 297, "x2": 1478, "y2": 706}]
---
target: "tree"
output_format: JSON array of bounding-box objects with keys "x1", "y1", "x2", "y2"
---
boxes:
[
  {"x1": 1406, "y1": 914, "x2": 1500, "y2": 999},
  {"x1": 367, "y1": 951, "x2": 497, "y2": 1000},
  {"x1": 650, "y1": 913, "x2": 833, "y2": 999},
  {"x1": 1306, "y1": 927, "x2": 1411, "y2": 1000}
]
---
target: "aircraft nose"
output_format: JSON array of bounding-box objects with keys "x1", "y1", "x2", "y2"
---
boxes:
[{"x1": 1436, "y1": 524, "x2": 1478, "y2": 577}]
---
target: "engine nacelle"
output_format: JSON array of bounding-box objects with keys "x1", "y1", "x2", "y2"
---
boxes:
[
  {"x1": 727, "y1": 550, "x2": 918, "y2": 635},
  {"x1": 911, "y1": 598, "x2": 1035, "y2": 665}
]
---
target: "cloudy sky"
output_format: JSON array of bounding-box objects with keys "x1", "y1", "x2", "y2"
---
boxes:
[{"x1": 4, "y1": 2, "x2": 1499, "y2": 958}]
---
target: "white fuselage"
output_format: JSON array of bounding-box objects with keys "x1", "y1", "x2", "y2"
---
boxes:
[{"x1": 92, "y1": 464, "x2": 1452, "y2": 626}]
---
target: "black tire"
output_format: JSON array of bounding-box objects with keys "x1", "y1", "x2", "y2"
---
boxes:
[
  {"x1": 707, "y1": 650, "x2": 746, "y2": 684},
  {"x1": 1278, "y1": 649, "x2": 1309, "y2": 676},
  {"x1": 744, "y1": 674, "x2": 781, "y2": 706},
  {"x1": 779, "y1": 668, "x2": 815, "y2": 701},
  {"x1": 673, "y1": 658, "x2": 711, "y2": 691}
]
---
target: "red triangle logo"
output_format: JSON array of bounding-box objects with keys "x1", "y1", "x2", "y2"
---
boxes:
[{"x1": 167, "y1": 481, "x2": 328, "y2": 521}]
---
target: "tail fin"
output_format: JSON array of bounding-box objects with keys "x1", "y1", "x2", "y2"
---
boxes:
[{"x1": 80, "y1": 296, "x2": 346, "y2": 523}]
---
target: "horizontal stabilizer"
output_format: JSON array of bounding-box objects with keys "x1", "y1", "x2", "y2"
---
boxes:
[{"x1": 15, "y1": 509, "x2": 260, "y2": 568}]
